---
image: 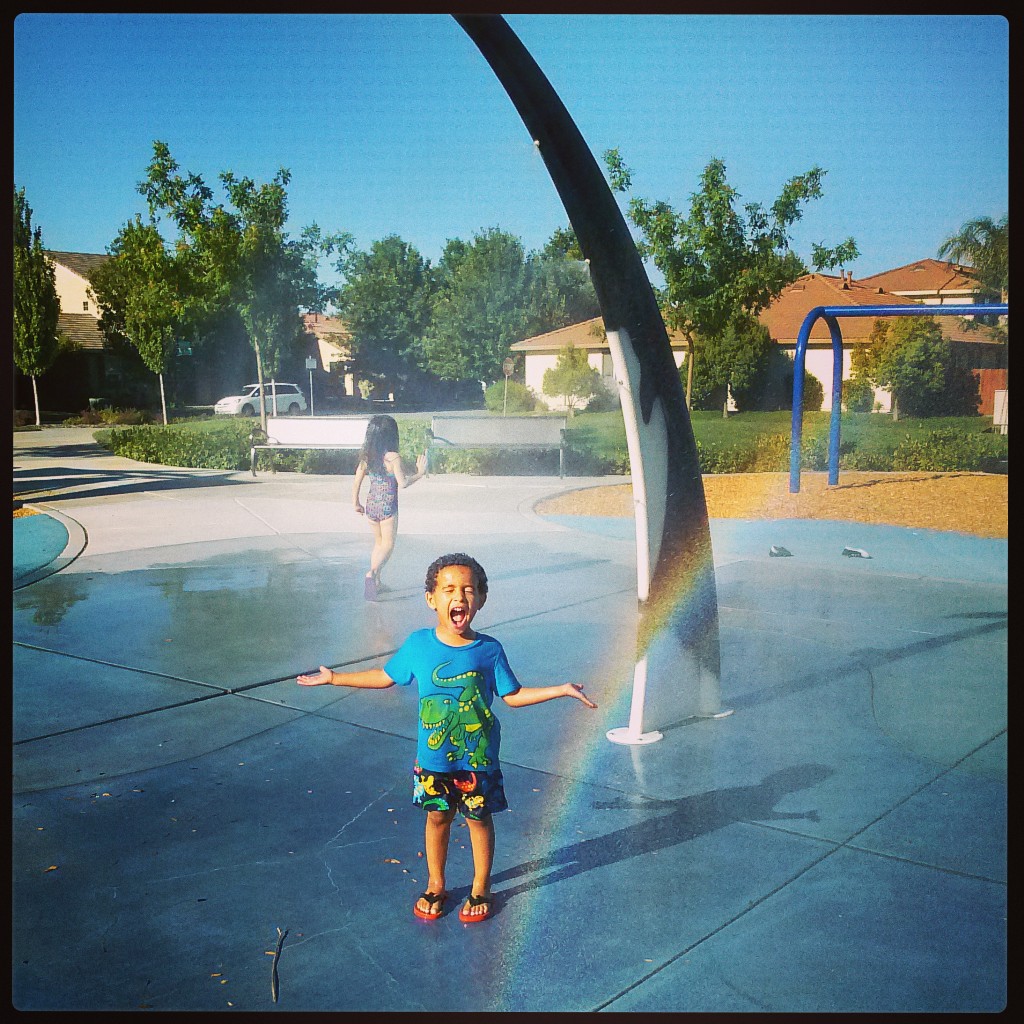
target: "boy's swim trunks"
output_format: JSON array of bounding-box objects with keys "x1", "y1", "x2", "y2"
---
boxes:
[{"x1": 412, "y1": 764, "x2": 508, "y2": 819}]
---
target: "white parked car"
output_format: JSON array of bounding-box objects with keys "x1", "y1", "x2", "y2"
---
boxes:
[{"x1": 214, "y1": 383, "x2": 307, "y2": 416}]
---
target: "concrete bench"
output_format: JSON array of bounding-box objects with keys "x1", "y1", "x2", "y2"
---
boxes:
[
  {"x1": 428, "y1": 414, "x2": 568, "y2": 477},
  {"x1": 249, "y1": 416, "x2": 369, "y2": 476}
]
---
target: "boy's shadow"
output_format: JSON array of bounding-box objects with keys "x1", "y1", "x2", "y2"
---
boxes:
[{"x1": 493, "y1": 764, "x2": 832, "y2": 902}]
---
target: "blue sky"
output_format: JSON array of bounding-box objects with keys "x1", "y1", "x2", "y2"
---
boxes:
[{"x1": 14, "y1": 12, "x2": 1008, "y2": 293}]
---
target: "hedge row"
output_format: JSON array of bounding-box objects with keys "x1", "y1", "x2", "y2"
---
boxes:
[{"x1": 96, "y1": 418, "x2": 1007, "y2": 476}]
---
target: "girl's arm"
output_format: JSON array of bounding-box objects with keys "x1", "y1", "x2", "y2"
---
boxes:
[
  {"x1": 352, "y1": 460, "x2": 367, "y2": 513},
  {"x1": 386, "y1": 451, "x2": 427, "y2": 489},
  {"x1": 502, "y1": 683, "x2": 597, "y2": 709},
  {"x1": 297, "y1": 666, "x2": 395, "y2": 688}
]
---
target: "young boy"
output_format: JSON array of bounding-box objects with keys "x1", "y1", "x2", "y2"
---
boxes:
[{"x1": 297, "y1": 551, "x2": 597, "y2": 923}]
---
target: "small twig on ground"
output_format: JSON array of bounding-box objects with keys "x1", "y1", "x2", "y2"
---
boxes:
[{"x1": 271, "y1": 926, "x2": 288, "y2": 1003}]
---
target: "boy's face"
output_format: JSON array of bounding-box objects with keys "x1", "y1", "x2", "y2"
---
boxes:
[{"x1": 426, "y1": 564, "x2": 486, "y2": 642}]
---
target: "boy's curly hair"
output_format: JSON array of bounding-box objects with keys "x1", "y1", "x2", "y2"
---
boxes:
[{"x1": 424, "y1": 553, "x2": 488, "y2": 596}]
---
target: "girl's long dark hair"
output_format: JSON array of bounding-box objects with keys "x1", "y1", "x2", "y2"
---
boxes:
[{"x1": 360, "y1": 415, "x2": 400, "y2": 472}]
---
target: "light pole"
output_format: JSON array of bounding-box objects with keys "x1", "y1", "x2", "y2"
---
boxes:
[{"x1": 502, "y1": 356, "x2": 514, "y2": 416}]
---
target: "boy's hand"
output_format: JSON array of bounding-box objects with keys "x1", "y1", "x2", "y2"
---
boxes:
[
  {"x1": 297, "y1": 666, "x2": 333, "y2": 686},
  {"x1": 416, "y1": 452, "x2": 427, "y2": 474},
  {"x1": 565, "y1": 683, "x2": 597, "y2": 708}
]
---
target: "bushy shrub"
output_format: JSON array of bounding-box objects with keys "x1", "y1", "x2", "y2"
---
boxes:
[
  {"x1": 842, "y1": 377, "x2": 874, "y2": 413},
  {"x1": 890, "y1": 429, "x2": 1007, "y2": 473},
  {"x1": 801, "y1": 372, "x2": 825, "y2": 412},
  {"x1": 64, "y1": 407, "x2": 153, "y2": 426},
  {"x1": 399, "y1": 419, "x2": 434, "y2": 464},
  {"x1": 484, "y1": 380, "x2": 537, "y2": 413},
  {"x1": 100, "y1": 423, "x2": 252, "y2": 470}
]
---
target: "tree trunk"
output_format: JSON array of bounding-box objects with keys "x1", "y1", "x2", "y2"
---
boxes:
[
  {"x1": 254, "y1": 343, "x2": 267, "y2": 432},
  {"x1": 158, "y1": 373, "x2": 168, "y2": 426},
  {"x1": 891, "y1": 395, "x2": 899, "y2": 422},
  {"x1": 685, "y1": 340, "x2": 694, "y2": 409},
  {"x1": 31, "y1": 376, "x2": 41, "y2": 427}
]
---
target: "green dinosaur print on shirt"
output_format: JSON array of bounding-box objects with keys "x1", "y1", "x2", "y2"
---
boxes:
[{"x1": 419, "y1": 663, "x2": 495, "y2": 768}]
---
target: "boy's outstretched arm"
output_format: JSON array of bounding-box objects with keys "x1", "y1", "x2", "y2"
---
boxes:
[
  {"x1": 502, "y1": 683, "x2": 596, "y2": 709},
  {"x1": 297, "y1": 666, "x2": 395, "y2": 688}
]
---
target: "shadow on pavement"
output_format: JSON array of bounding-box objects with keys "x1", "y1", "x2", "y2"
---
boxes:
[{"x1": 492, "y1": 764, "x2": 833, "y2": 903}]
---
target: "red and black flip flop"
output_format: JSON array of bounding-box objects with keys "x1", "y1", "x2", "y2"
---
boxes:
[
  {"x1": 413, "y1": 891, "x2": 445, "y2": 920},
  {"x1": 459, "y1": 893, "x2": 492, "y2": 923}
]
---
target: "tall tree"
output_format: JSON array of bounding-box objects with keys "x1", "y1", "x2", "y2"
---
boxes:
[
  {"x1": 90, "y1": 216, "x2": 183, "y2": 424},
  {"x1": 938, "y1": 214, "x2": 1008, "y2": 302},
  {"x1": 690, "y1": 314, "x2": 775, "y2": 414},
  {"x1": 13, "y1": 187, "x2": 62, "y2": 426},
  {"x1": 138, "y1": 141, "x2": 348, "y2": 429},
  {"x1": 333, "y1": 234, "x2": 435, "y2": 396},
  {"x1": 525, "y1": 243, "x2": 600, "y2": 338},
  {"x1": 421, "y1": 228, "x2": 532, "y2": 383},
  {"x1": 604, "y1": 151, "x2": 858, "y2": 406},
  {"x1": 852, "y1": 315, "x2": 979, "y2": 419}
]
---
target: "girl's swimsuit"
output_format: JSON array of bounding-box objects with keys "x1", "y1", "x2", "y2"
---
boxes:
[{"x1": 364, "y1": 466, "x2": 399, "y2": 522}]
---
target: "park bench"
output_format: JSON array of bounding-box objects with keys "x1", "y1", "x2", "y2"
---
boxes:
[
  {"x1": 249, "y1": 416, "x2": 369, "y2": 476},
  {"x1": 428, "y1": 413, "x2": 568, "y2": 477}
]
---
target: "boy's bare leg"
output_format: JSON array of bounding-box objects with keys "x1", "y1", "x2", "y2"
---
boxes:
[
  {"x1": 417, "y1": 808, "x2": 456, "y2": 915},
  {"x1": 464, "y1": 815, "x2": 495, "y2": 916}
]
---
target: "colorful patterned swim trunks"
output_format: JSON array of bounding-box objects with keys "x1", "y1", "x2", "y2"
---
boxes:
[{"x1": 412, "y1": 764, "x2": 509, "y2": 819}]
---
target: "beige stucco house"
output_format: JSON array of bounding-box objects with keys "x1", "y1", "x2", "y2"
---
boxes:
[{"x1": 512, "y1": 260, "x2": 1005, "y2": 414}]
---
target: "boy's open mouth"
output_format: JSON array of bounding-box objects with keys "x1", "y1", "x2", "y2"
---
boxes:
[{"x1": 449, "y1": 605, "x2": 469, "y2": 629}]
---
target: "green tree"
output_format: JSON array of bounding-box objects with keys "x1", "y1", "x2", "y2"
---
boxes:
[
  {"x1": 604, "y1": 150, "x2": 858, "y2": 407},
  {"x1": 853, "y1": 315, "x2": 979, "y2": 419},
  {"x1": 938, "y1": 214, "x2": 1008, "y2": 302},
  {"x1": 689, "y1": 315, "x2": 775, "y2": 414},
  {"x1": 542, "y1": 344, "x2": 602, "y2": 415},
  {"x1": 13, "y1": 187, "x2": 62, "y2": 425},
  {"x1": 89, "y1": 216, "x2": 183, "y2": 424},
  {"x1": 333, "y1": 234, "x2": 435, "y2": 399},
  {"x1": 525, "y1": 244, "x2": 600, "y2": 338},
  {"x1": 421, "y1": 228, "x2": 532, "y2": 382},
  {"x1": 138, "y1": 141, "x2": 347, "y2": 429}
]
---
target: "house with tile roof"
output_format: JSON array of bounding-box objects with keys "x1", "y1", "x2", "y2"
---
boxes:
[
  {"x1": 512, "y1": 263, "x2": 1006, "y2": 415},
  {"x1": 12, "y1": 251, "x2": 114, "y2": 413},
  {"x1": 510, "y1": 317, "x2": 691, "y2": 411},
  {"x1": 856, "y1": 258, "x2": 981, "y2": 305}
]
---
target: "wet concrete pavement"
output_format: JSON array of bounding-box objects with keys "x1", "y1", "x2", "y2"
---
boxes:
[{"x1": 12, "y1": 427, "x2": 1007, "y2": 1012}]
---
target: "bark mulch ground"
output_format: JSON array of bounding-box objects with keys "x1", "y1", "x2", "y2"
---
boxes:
[{"x1": 535, "y1": 471, "x2": 1008, "y2": 540}]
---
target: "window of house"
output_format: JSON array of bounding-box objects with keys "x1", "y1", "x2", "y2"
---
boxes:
[{"x1": 83, "y1": 301, "x2": 89, "y2": 312}]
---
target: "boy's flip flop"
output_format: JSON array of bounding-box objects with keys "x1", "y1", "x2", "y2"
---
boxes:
[
  {"x1": 363, "y1": 574, "x2": 377, "y2": 601},
  {"x1": 413, "y1": 891, "x2": 446, "y2": 920},
  {"x1": 459, "y1": 893, "x2": 492, "y2": 923}
]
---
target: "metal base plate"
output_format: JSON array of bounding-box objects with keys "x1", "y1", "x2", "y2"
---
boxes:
[{"x1": 606, "y1": 728, "x2": 664, "y2": 745}]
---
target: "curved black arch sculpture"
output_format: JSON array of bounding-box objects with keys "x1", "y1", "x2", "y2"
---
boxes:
[{"x1": 456, "y1": 15, "x2": 726, "y2": 738}]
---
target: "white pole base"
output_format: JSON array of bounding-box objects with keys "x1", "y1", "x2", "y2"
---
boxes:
[{"x1": 606, "y1": 727, "x2": 663, "y2": 745}]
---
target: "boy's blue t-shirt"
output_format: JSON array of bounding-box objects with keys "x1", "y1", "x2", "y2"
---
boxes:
[{"x1": 384, "y1": 629, "x2": 521, "y2": 773}]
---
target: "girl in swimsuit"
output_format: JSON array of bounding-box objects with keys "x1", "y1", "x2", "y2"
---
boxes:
[{"x1": 353, "y1": 415, "x2": 427, "y2": 600}]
